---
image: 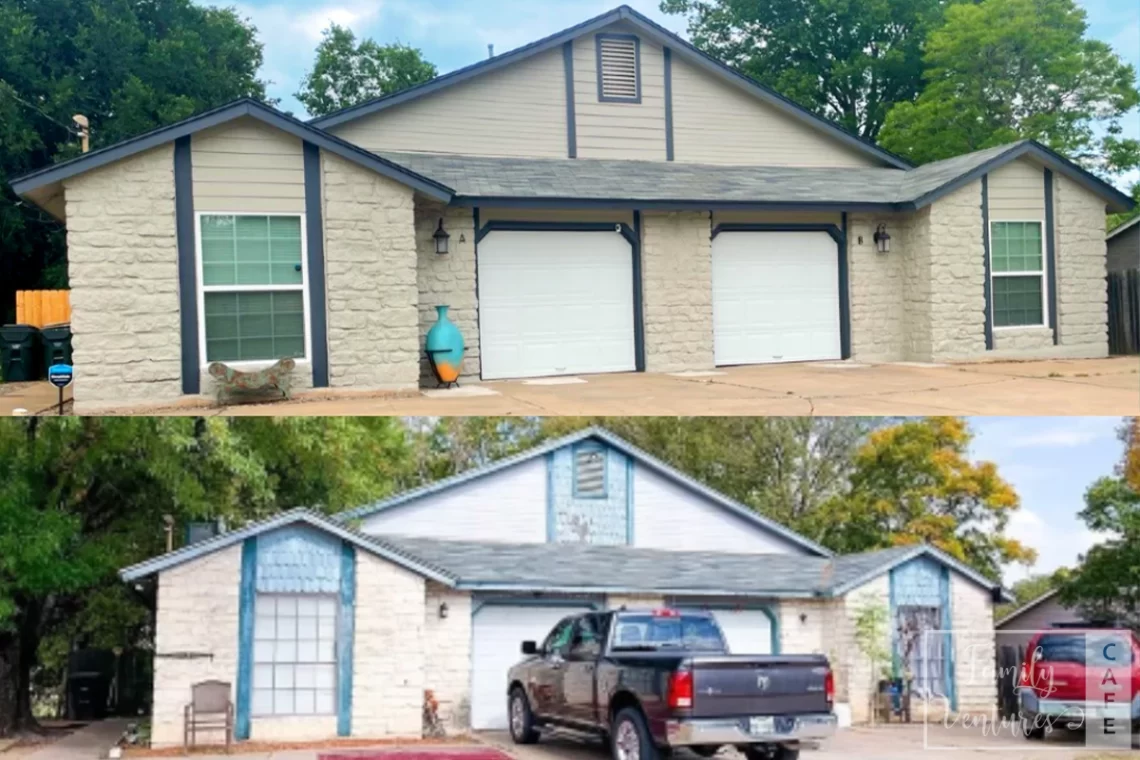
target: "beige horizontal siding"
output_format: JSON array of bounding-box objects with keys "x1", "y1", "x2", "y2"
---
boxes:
[
  {"x1": 479, "y1": 208, "x2": 634, "y2": 226},
  {"x1": 572, "y1": 25, "x2": 667, "y2": 161},
  {"x1": 988, "y1": 158, "x2": 1046, "y2": 221},
  {"x1": 670, "y1": 56, "x2": 877, "y2": 168},
  {"x1": 330, "y1": 48, "x2": 566, "y2": 158},
  {"x1": 191, "y1": 117, "x2": 304, "y2": 213}
]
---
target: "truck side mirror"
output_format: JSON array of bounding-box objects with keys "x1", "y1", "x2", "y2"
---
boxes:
[{"x1": 521, "y1": 640, "x2": 538, "y2": 655}]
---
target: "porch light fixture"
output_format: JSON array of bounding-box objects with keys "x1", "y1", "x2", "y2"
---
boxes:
[
  {"x1": 433, "y1": 218, "x2": 450, "y2": 255},
  {"x1": 873, "y1": 223, "x2": 891, "y2": 253},
  {"x1": 438, "y1": 602, "x2": 449, "y2": 619}
]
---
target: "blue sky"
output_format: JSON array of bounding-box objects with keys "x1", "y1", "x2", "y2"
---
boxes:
[{"x1": 224, "y1": 0, "x2": 1139, "y2": 188}]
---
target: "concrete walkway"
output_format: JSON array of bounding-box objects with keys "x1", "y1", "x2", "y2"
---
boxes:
[{"x1": 26, "y1": 719, "x2": 130, "y2": 760}]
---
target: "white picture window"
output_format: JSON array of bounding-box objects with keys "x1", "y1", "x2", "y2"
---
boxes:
[
  {"x1": 252, "y1": 595, "x2": 337, "y2": 716},
  {"x1": 198, "y1": 214, "x2": 309, "y2": 365},
  {"x1": 989, "y1": 221, "x2": 1046, "y2": 327}
]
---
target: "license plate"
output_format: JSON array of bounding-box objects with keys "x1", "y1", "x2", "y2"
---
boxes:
[{"x1": 749, "y1": 717, "x2": 775, "y2": 735}]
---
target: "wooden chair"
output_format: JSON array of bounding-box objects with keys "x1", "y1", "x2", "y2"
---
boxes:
[{"x1": 184, "y1": 679, "x2": 234, "y2": 754}]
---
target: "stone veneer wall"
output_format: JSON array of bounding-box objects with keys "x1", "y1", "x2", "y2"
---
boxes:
[
  {"x1": 424, "y1": 583, "x2": 473, "y2": 732},
  {"x1": 1053, "y1": 174, "x2": 1110, "y2": 357},
  {"x1": 640, "y1": 212, "x2": 715, "y2": 372},
  {"x1": 62, "y1": 145, "x2": 181, "y2": 412},
  {"x1": 949, "y1": 574, "x2": 998, "y2": 715},
  {"x1": 321, "y1": 152, "x2": 419, "y2": 390},
  {"x1": 848, "y1": 213, "x2": 909, "y2": 362},
  {"x1": 415, "y1": 202, "x2": 479, "y2": 384},
  {"x1": 351, "y1": 551, "x2": 426, "y2": 737},
  {"x1": 838, "y1": 575, "x2": 891, "y2": 723},
  {"x1": 151, "y1": 544, "x2": 242, "y2": 748}
]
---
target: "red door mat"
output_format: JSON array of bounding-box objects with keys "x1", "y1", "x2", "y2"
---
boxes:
[{"x1": 321, "y1": 751, "x2": 514, "y2": 760}]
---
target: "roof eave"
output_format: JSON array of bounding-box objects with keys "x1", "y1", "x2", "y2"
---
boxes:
[
  {"x1": 450, "y1": 195, "x2": 903, "y2": 212},
  {"x1": 830, "y1": 544, "x2": 1011, "y2": 602}
]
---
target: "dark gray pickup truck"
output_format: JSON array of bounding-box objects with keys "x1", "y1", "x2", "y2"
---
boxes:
[{"x1": 506, "y1": 609, "x2": 836, "y2": 760}]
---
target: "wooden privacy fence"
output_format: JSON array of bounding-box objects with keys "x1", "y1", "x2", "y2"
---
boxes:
[
  {"x1": 1108, "y1": 269, "x2": 1140, "y2": 355},
  {"x1": 996, "y1": 644, "x2": 1026, "y2": 719},
  {"x1": 15, "y1": 290, "x2": 70, "y2": 328}
]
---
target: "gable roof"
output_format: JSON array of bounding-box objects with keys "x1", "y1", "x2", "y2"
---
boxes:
[
  {"x1": 995, "y1": 588, "x2": 1063, "y2": 628},
  {"x1": 308, "y1": 5, "x2": 910, "y2": 171},
  {"x1": 1108, "y1": 215, "x2": 1140, "y2": 240},
  {"x1": 8, "y1": 98, "x2": 455, "y2": 212},
  {"x1": 829, "y1": 543, "x2": 1014, "y2": 603},
  {"x1": 337, "y1": 426, "x2": 833, "y2": 557}
]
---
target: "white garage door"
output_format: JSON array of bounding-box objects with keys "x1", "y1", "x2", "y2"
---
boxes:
[
  {"x1": 470, "y1": 603, "x2": 592, "y2": 730},
  {"x1": 712, "y1": 231, "x2": 841, "y2": 366},
  {"x1": 477, "y1": 230, "x2": 635, "y2": 380},
  {"x1": 709, "y1": 608, "x2": 775, "y2": 654}
]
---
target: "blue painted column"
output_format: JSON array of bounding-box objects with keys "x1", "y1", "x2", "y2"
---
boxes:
[
  {"x1": 235, "y1": 538, "x2": 258, "y2": 740},
  {"x1": 337, "y1": 542, "x2": 356, "y2": 736}
]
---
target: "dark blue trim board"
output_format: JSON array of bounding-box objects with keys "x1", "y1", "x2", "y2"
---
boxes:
[
  {"x1": 982, "y1": 175, "x2": 994, "y2": 350},
  {"x1": 663, "y1": 48, "x2": 674, "y2": 161},
  {"x1": 563, "y1": 42, "x2": 577, "y2": 159},
  {"x1": 1044, "y1": 169, "x2": 1058, "y2": 345},
  {"x1": 632, "y1": 210, "x2": 645, "y2": 372},
  {"x1": 174, "y1": 136, "x2": 200, "y2": 395},
  {"x1": 303, "y1": 141, "x2": 330, "y2": 388},
  {"x1": 475, "y1": 220, "x2": 638, "y2": 248},
  {"x1": 839, "y1": 213, "x2": 851, "y2": 360},
  {"x1": 595, "y1": 33, "x2": 642, "y2": 104},
  {"x1": 337, "y1": 542, "x2": 356, "y2": 736},
  {"x1": 235, "y1": 538, "x2": 257, "y2": 741}
]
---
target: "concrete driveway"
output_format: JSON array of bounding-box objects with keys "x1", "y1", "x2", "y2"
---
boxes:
[{"x1": 66, "y1": 355, "x2": 1140, "y2": 416}]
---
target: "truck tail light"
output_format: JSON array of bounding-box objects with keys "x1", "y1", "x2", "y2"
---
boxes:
[
  {"x1": 824, "y1": 669, "x2": 834, "y2": 705},
  {"x1": 667, "y1": 669, "x2": 693, "y2": 709}
]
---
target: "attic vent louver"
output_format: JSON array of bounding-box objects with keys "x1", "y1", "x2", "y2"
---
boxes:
[
  {"x1": 574, "y1": 447, "x2": 607, "y2": 497},
  {"x1": 597, "y1": 34, "x2": 640, "y2": 103}
]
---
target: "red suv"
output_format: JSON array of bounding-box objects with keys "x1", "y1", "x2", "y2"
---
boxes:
[{"x1": 1018, "y1": 629, "x2": 1140, "y2": 740}]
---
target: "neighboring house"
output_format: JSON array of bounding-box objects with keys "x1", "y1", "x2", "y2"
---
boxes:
[
  {"x1": 994, "y1": 589, "x2": 1090, "y2": 654},
  {"x1": 10, "y1": 5, "x2": 1135, "y2": 411},
  {"x1": 1107, "y1": 216, "x2": 1140, "y2": 273},
  {"x1": 119, "y1": 427, "x2": 1011, "y2": 747}
]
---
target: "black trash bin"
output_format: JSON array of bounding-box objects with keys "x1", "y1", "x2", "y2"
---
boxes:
[
  {"x1": 40, "y1": 323, "x2": 73, "y2": 375},
  {"x1": 0, "y1": 324, "x2": 41, "y2": 382}
]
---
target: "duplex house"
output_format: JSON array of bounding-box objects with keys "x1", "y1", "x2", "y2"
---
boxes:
[
  {"x1": 10, "y1": 5, "x2": 1134, "y2": 411},
  {"x1": 120, "y1": 427, "x2": 1011, "y2": 747}
]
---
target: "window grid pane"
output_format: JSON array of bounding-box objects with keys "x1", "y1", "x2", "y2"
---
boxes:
[
  {"x1": 251, "y1": 593, "x2": 337, "y2": 716},
  {"x1": 201, "y1": 215, "x2": 302, "y2": 287},
  {"x1": 991, "y1": 221, "x2": 1043, "y2": 273},
  {"x1": 204, "y1": 291, "x2": 305, "y2": 363},
  {"x1": 993, "y1": 275, "x2": 1044, "y2": 327}
]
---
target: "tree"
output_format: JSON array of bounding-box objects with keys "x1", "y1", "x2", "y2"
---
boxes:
[
  {"x1": 1059, "y1": 418, "x2": 1140, "y2": 628},
  {"x1": 658, "y1": 0, "x2": 944, "y2": 139},
  {"x1": 994, "y1": 570, "x2": 1070, "y2": 620},
  {"x1": 0, "y1": 0, "x2": 268, "y2": 322},
  {"x1": 805, "y1": 417, "x2": 1036, "y2": 580},
  {"x1": 296, "y1": 25, "x2": 437, "y2": 117},
  {"x1": 1106, "y1": 182, "x2": 1140, "y2": 232},
  {"x1": 851, "y1": 595, "x2": 891, "y2": 725},
  {"x1": 879, "y1": 0, "x2": 1140, "y2": 173}
]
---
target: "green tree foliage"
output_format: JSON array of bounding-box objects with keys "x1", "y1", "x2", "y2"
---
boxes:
[
  {"x1": 879, "y1": 0, "x2": 1140, "y2": 172},
  {"x1": 1107, "y1": 182, "x2": 1140, "y2": 233},
  {"x1": 0, "y1": 0, "x2": 268, "y2": 322},
  {"x1": 296, "y1": 25, "x2": 437, "y2": 117},
  {"x1": 659, "y1": 0, "x2": 944, "y2": 139},
  {"x1": 1060, "y1": 418, "x2": 1140, "y2": 628},
  {"x1": 993, "y1": 570, "x2": 1070, "y2": 619}
]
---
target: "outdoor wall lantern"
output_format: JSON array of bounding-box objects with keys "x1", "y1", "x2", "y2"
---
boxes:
[
  {"x1": 438, "y1": 602, "x2": 449, "y2": 619},
  {"x1": 433, "y1": 218, "x2": 450, "y2": 255},
  {"x1": 873, "y1": 223, "x2": 891, "y2": 253}
]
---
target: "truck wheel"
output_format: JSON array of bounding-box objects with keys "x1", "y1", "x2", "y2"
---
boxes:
[
  {"x1": 743, "y1": 746, "x2": 799, "y2": 760},
  {"x1": 1021, "y1": 714, "x2": 1049, "y2": 740},
  {"x1": 611, "y1": 707, "x2": 659, "y2": 760},
  {"x1": 508, "y1": 687, "x2": 540, "y2": 744}
]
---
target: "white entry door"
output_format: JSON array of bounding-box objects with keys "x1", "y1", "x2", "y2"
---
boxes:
[
  {"x1": 477, "y1": 230, "x2": 635, "y2": 380},
  {"x1": 712, "y1": 231, "x2": 841, "y2": 365},
  {"x1": 469, "y1": 603, "x2": 592, "y2": 730},
  {"x1": 709, "y1": 608, "x2": 775, "y2": 654}
]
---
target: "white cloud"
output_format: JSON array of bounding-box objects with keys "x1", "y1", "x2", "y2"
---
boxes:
[{"x1": 1003, "y1": 508, "x2": 1113, "y2": 585}]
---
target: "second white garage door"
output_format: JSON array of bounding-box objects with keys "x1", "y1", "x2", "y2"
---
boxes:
[
  {"x1": 709, "y1": 608, "x2": 776, "y2": 654},
  {"x1": 712, "y1": 231, "x2": 841, "y2": 366},
  {"x1": 469, "y1": 603, "x2": 593, "y2": 730},
  {"x1": 477, "y1": 230, "x2": 636, "y2": 380}
]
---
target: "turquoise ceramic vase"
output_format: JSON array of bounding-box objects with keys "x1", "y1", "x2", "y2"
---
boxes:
[{"x1": 425, "y1": 305, "x2": 465, "y2": 384}]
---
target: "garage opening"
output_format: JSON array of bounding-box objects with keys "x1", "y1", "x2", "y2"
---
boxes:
[
  {"x1": 712, "y1": 230, "x2": 842, "y2": 366},
  {"x1": 476, "y1": 229, "x2": 636, "y2": 380}
]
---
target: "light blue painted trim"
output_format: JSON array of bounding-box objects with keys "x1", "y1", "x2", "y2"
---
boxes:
[
  {"x1": 1044, "y1": 168, "x2": 1058, "y2": 345},
  {"x1": 663, "y1": 47, "x2": 674, "y2": 161},
  {"x1": 337, "y1": 426, "x2": 833, "y2": 558},
  {"x1": 596, "y1": 33, "x2": 642, "y2": 104},
  {"x1": 830, "y1": 543, "x2": 1012, "y2": 602},
  {"x1": 563, "y1": 42, "x2": 577, "y2": 159},
  {"x1": 235, "y1": 538, "x2": 257, "y2": 740},
  {"x1": 120, "y1": 508, "x2": 457, "y2": 586},
  {"x1": 888, "y1": 566, "x2": 900, "y2": 678},
  {"x1": 546, "y1": 452, "x2": 556, "y2": 542},
  {"x1": 571, "y1": 441, "x2": 609, "y2": 499},
  {"x1": 174, "y1": 136, "x2": 199, "y2": 395},
  {"x1": 471, "y1": 596, "x2": 602, "y2": 616},
  {"x1": 337, "y1": 542, "x2": 355, "y2": 736},
  {"x1": 940, "y1": 565, "x2": 957, "y2": 711},
  {"x1": 625, "y1": 458, "x2": 634, "y2": 545},
  {"x1": 670, "y1": 600, "x2": 781, "y2": 654}
]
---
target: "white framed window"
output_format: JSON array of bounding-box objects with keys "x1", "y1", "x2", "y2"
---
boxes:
[
  {"x1": 196, "y1": 213, "x2": 310, "y2": 367},
  {"x1": 989, "y1": 221, "x2": 1046, "y2": 328},
  {"x1": 252, "y1": 594, "x2": 337, "y2": 717}
]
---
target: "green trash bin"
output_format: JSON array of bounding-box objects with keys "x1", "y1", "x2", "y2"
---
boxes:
[
  {"x1": 40, "y1": 324, "x2": 73, "y2": 376},
  {"x1": 0, "y1": 324, "x2": 42, "y2": 382}
]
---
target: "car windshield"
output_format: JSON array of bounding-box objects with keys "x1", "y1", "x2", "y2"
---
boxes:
[
  {"x1": 611, "y1": 613, "x2": 724, "y2": 651},
  {"x1": 1034, "y1": 632, "x2": 1135, "y2": 665}
]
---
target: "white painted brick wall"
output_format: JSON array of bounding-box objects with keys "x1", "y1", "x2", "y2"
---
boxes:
[
  {"x1": 415, "y1": 202, "x2": 479, "y2": 384},
  {"x1": 949, "y1": 574, "x2": 998, "y2": 715},
  {"x1": 322, "y1": 152, "x2": 420, "y2": 390},
  {"x1": 778, "y1": 599, "x2": 835, "y2": 656},
  {"x1": 151, "y1": 545, "x2": 241, "y2": 748},
  {"x1": 250, "y1": 716, "x2": 338, "y2": 742},
  {"x1": 424, "y1": 583, "x2": 472, "y2": 732},
  {"x1": 351, "y1": 551, "x2": 426, "y2": 737},
  {"x1": 837, "y1": 576, "x2": 891, "y2": 724},
  {"x1": 62, "y1": 145, "x2": 182, "y2": 412},
  {"x1": 641, "y1": 212, "x2": 714, "y2": 372}
]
